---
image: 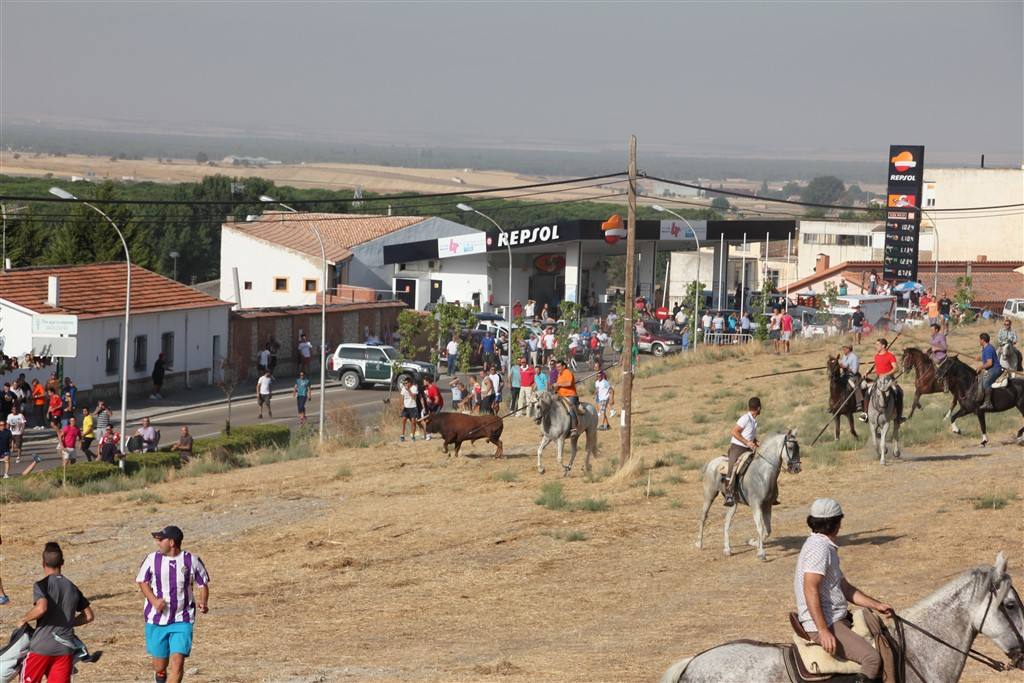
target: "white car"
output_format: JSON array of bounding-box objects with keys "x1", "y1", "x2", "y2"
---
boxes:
[{"x1": 1003, "y1": 299, "x2": 1024, "y2": 321}]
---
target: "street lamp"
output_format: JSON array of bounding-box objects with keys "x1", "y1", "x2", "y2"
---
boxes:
[
  {"x1": 260, "y1": 195, "x2": 326, "y2": 443},
  {"x1": 49, "y1": 186, "x2": 131, "y2": 461},
  {"x1": 652, "y1": 205, "x2": 701, "y2": 351},
  {"x1": 457, "y1": 203, "x2": 512, "y2": 395},
  {"x1": 169, "y1": 251, "x2": 180, "y2": 282}
]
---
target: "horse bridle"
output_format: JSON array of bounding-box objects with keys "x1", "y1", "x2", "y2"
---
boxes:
[
  {"x1": 763, "y1": 434, "x2": 801, "y2": 474},
  {"x1": 893, "y1": 583, "x2": 1024, "y2": 673}
]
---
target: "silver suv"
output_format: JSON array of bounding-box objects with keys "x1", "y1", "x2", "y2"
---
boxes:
[{"x1": 329, "y1": 343, "x2": 437, "y2": 390}]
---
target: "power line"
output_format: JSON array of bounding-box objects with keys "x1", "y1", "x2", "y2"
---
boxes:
[
  {"x1": 642, "y1": 174, "x2": 1024, "y2": 213},
  {"x1": 0, "y1": 171, "x2": 628, "y2": 206}
]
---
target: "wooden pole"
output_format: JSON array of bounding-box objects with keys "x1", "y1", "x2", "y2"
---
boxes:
[{"x1": 619, "y1": 136, "x2": 637, "y2": 468}]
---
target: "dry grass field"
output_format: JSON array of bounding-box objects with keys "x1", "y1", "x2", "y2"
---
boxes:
[{"x1": 1, "y1": 324, "x2": 1022, "y2": 683}]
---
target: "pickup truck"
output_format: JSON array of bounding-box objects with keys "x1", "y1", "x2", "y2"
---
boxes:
[{"x1": 1003, "y1": 299, "x2": 1024, "y2": 321}]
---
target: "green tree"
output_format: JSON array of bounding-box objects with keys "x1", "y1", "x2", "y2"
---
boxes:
[
  {"x1": 710, "y1": 196, "x2": 731, "y2": 211},
  {"x1": 801, "y1": 176, "x2": 846, "y2": 206},
  {"x1": 195, "y1": 152, "x2": 209, "y2": 164}
]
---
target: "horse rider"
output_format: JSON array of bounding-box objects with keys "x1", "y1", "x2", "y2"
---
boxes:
[
  {"x1": 927, "y1": 322, "x2": 947, "y2": 364},
  {"x1": 554, "y1": 359, "x2": 580, "y2": 436},
  {"x1": 998, "y1": 318, "x2": 1018, "y2": 347},
  {"x1": 977, "y1": 332, "x2": 1002, "y2": 411},
  {"x1": 837, "y1": 344, "x2": 864, "y2": 413},
  {"x1": 861, "y1": 337, "x2": 901, "y2": 422},
  {"x1": 795, "y1": 498, "x2": 893, "y2": 683},
  {"x1": 724, "y1": 396, "x2": 760, "y2": 507}
]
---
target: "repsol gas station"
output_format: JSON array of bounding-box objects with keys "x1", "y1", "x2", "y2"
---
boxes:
[{"x1": 382, "y1": 216, "x2": 795, "y2": 314}]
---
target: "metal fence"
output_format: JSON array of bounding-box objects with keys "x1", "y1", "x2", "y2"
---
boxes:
[{"x1": 702, "y1": 332, "x2": 754, "y2": 345}]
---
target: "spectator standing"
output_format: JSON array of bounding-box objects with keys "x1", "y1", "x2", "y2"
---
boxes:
[
  {"x1": 525, "y1": 299, "x2": 536, "y2": 319},
  {"x1": 740, "y1": 311, "x2": 752, "y2": 336},
  {"x1": 938, "y1": 293, "x2": 954, "y2": 326},
  {"x1": 838, "y1": 279, "x2": 848, "y2": 296},
  {"x1": 399, "y1": 377, "x2": 420, "y2": 442},
  {"x1": 868, "y1": 270, "x2": 878, "y2": 294},
  {"x1": 293, "y1": 371, "x2": 311, "y2": 425},
  {"x1": 850, "y1": 306, "x2": 865, "y2": 345},
  {"x1": 769, "y1": 308, "x2": 782, "y2": 353},
  {"x1": 518, "y1": 359, "x2": 536, "y2": 417},
  {"x1": 0, "y1": 419, "x2": 12, "y2": 478},
  {"x1": 509, "y1": 359, "x2": 522, "y2": 410},
  {"x1": 423, "y1": 377, "x2": 443, "y2": 425},
  {"x1": 0, "y1": 382, "x2": 13, "y2": 422},
  {"x1": 595, "y1": 372, "x2": 614, "y2": 431},
  {"x1": 93, "y1": 401, "x2": 112, "y2": 435},
  {"x1": 80, "y1": 407, "x2": 96, "y2": 461},
  {"x1": 31, "y1": 379, "x2": 46, "y2": 429},
  {"x1": 468, "y1": 376, "x2": 482, "y2": 414},
  {"x1": 169, "y1": 427, "x2": 193, "y2": 464},
  {"x1": 701, "y1": 310, "x2": 713, "y2": 334},
  {"x1": 256, "y1": 370, "x2": 273, "y2": 419},
  {"x1": 256, "y1": 345, "x2": 271, "y2": 376},
  {"x1": 297, "y1": 335, "x2": 313, "y2": 375},
  {"x1": 62, "y1": 377, "x2": 78, "y2": 411},
  {"x1": 481, "y1": 331, "x2": 496, "y2": 368},
  {"x1": 136, "y1": 526, "x2": 210, "y2": 683},
  {"x1": 445, "y1": 337, "x2": 459, "y2": 376},
  {"x1": 449, "y1": 378, "x2": 464, "y2": 412},
  {"x1": 150, "y1": 353, "x2": 167, "y2": 400},
  {"x1": 16, "y1": 542, "x2": 95, "y2": 683},
  {"x1": 512, "y1": 299, "x2": 523, "y2": 319},
  {"x1": 61, "y1": 391, "x2": 74, "y2": 428},
  {"x1": 780, "y1": 309, "x2": 794, "y2": 353},
  {"x1": 47, "y1": 389, "x2": 64, "y2": 431},
  {"x1": 540, "y1": 303, "x2": 550, "y2": 322},
  {"x1": 268, "y1": 338, "x2": 280, "y2": 374},
  {"x1": 488, "y1": 366, "x2": 502, "y2": 408},
  {"x1": 926, "y1": 297, "x2": 940, "y2": 327},
  {"x1": 527, "y1": 334, "x2": 539, "y2": 366},
  {"x1": 8, "y1": 405, "x2": 25, "y2": 465},
  {"x1": 136, "y1": 417, "x2": 158, "y2": 453},
  {"x1": 479, "y1": 375, "x2": 495, "y2": 415},
  {"x1": 534, "y1": 363, "x2": 549, "y2": 395}
]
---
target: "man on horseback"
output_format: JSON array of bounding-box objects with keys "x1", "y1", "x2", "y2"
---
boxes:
[
  {"x1": 861, "y1": 338, "x2": 902, "y2": 422},
  {"x1": 927, "y1": 322, "x2": 947, "y2": 363},
  {"x1": 795, "y1": 498, "x2": 893, "y2": 683},
  {"x1": 838, "y1": 344, "x2": 864, "y2": 412},
  {"x1": 997, "y1": 318, "x2": 1017, "y2": 347},
  {"x1": 554, "y1": 359, "x2": 581, "y2": 437},
  {"x1": 723, "y1": 396, "x2": 760, "y2": 507},
  {"x1": 977, "y1": 332, "x2": 1002, "y2": 411}
]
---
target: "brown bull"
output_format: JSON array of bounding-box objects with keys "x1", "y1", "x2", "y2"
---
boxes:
[{"x1": 424, "y1": 412, "x2": 504, "y2": 458}]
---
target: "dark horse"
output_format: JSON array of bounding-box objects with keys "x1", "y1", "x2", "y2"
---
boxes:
[
  {"x1": 934, "y1": 355, "x2": 1024, "y2": 446},
  {"x1": 901, "y1": 347, "x2": 959, "y2": 421},
  {"x1": 826, "y1": 356, "x2": 859, "y2": 440}
]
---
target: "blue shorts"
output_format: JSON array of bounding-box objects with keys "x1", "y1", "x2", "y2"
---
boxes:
[{"x1": 145, "y1": 622, "x2": 194, "y2": 658}]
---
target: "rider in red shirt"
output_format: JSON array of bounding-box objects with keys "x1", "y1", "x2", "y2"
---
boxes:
[{"x1": 862, "y1": 338, "x2": 902, "y2": 422}]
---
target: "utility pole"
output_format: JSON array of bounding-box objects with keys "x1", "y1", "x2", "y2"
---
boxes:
[{"x1": 619, "y1": 135, "x2": 637, "y2": 467}]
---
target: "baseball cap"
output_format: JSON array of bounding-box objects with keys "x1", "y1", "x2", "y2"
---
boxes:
[
  {"x1": 809, "y1": 498, "x2": 843, "y2": 519},
  {"x1": 151, "y1": 526, "x2": 184, "y2": 544}
]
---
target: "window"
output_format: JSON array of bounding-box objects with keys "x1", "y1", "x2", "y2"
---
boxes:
[
  {"x1": 273, "y1": 277, "x2": 288, "y2": 292},
  {"x1": 161, "y1": 332, "x2": 175, "y2": 365},
  {"x1": 366, "y1": 348, "x2": 387, "y2": 363},
  {"x1": 105, "y1": 338, "x2": 120, "y2": 375},
  {"x1": 134, "y1": 335, "x2": 148, "y2": 371},
  {"x1": 765, "y1": 269, "x2": 780, "y2": 289},
  {"x1": 802, "y1": 233, "x2": 870, "y2": 247},
  {"x1": 243, "y1": 281, "x2": 253, "y2": 290},
  {"x1": 304, "y1": 279, "x2": 317, "y2": 292},
  {"x1": 338, "y1": 346, "x2": 365, "y2": 360}
]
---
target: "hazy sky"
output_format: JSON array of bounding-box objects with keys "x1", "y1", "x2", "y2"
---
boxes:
[{"x1": 3, "y1": 2, "x2": 1022, "y2": 163}]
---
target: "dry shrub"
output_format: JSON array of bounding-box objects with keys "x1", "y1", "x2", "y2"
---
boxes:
[{"x1": 328, "y1": 402, "x2": 395, "y2": 448}]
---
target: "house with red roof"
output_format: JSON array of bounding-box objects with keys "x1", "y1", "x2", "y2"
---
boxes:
[{"x1": 1, "y1": 263, "x2": 231, "y2": 399}]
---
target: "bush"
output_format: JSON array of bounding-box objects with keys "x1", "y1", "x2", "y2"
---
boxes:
[
  {"x1": 191, "y1": 424, "x2": 290, "y2": 457},
  {"x1": 573, "y1": 498, "x2": 609, "y2": 512},
  {"x1": 493, "y1": 469, "x2": 518, "y2": 482},
  {"x1": 535, "y1": 481, "x2": 569, "y2": 510},
  {"x1": 124, "y1": 452, "x2": 181, "y2": 474},
  {"x1": 31, "y1": 461, "x2": 119, "y2": 487}
]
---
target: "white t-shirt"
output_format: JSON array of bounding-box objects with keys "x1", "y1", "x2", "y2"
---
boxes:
[
  {"x1": 730, "y1": 411, "x2": 758, "y2": 447},
  {"x1": 489, "y1": 372, "x2": 501, "y2": 394},
  {"x1": 257, "y1": 376, "x2": 273, "y2": 395},
  {"x1": 544, "y1": 334, "x2": 555, "y2": 350},
  {"x1": 298, "y1": 341, "x2": 312, "y2": 359},
  {"x1": 769, "y1": 314, "x2": 781, "y2": 331},
  {"x1": 525, "y1": 302, "x2": 535, "y2": 317},
  {"x1": 7, "y1": 413, "x2": 26, "y2": 436},
  {"x1": 257, "y1": 349, "x2": 271, "y2": 366},
  {"x1": 446, "y1": 340, "x2": 459, "y2": 356},
  {"x1": 595, "y1": 378, "x2": 611, "y2": 402},
  {"x1": 401, "y1": 384, "x2": 418, "y2": 409},
  {"x1": 675, "y1": 310, "x2": 686, "y2": 324},
  {"x1": 701, "y1": 314, "x2": 712, "y2": 329}
]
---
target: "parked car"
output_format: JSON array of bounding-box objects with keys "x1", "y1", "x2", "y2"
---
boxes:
[
  {"x1": 636, "y1": 329, "x2": 682, "y2": 357},
  {"x1": 1003, "y1": 299, "x2": 1024, "y2": 321},
  {"x1": 329, "y1": 343, "x2": 437, "y2": 390}
]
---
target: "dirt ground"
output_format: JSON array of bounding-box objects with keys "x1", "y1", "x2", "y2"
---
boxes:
[{"x1": 2, "y1": 325, "x2": 1022, "y2": 683}]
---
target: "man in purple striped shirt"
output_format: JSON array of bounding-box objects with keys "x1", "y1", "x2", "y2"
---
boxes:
[{"x1": 136, "y1": 526, "x2": 210, "y2": 683}]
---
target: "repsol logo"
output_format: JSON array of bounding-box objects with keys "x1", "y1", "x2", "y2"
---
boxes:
[
  {"x1": 496, "y1": 224, "x2": 560, "y2": 248},
  {"x1": 889, "y1": 173, "x2": 918, "y2": 182}
]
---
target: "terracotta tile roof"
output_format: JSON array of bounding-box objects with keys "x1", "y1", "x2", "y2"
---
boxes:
[
  {"x1": 1, "y1": 263, "x2": 230, "y2": 319},
  {"x1": 225, "y1": 212, "x2": 428, "y2": 263},
  {"x1": 231, "y1": 300, "x2": 406, "y2": 319}
]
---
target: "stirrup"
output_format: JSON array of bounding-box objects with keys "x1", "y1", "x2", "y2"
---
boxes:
[{"x1": 723, "y1": 494, "x2": 735, "y2": 507}]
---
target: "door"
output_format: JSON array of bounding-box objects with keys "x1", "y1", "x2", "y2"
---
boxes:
[
  {"x1": 395, "y1": 278, "x2": 417, "y2": 309},
  {"x1": 430, "y1": 279, "x2": 443, "y2": 303},
  {"x1": 364, "y1": 347, "x2": 391, "y2": 381},
  {"x1": 211, "y1": 335, "x2": 221, "y2": 382}
]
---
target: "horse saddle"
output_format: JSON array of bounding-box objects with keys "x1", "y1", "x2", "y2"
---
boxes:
[
  {"x1": 992, "y1": 371, "x2": 1017, "y2": 389},
  {"x1": 783, "y1": 610, "x2": 896, "y2": 683},
  {"x1": 715, "y1": 451, "x2": 753, "y2": 479}
]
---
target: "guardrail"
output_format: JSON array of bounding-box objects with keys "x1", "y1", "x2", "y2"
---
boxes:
[{"x1": 702, "y1": 332, "x2": 754, "y2": 345}]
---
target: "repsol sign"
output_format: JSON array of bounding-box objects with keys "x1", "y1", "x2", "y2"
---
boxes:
[{"x1": 494, "y1": 224, "x2": 561, "y2": 248}]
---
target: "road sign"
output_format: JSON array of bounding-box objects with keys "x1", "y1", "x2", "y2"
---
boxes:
[
  {"x1": 32, "y1": 336, "x2": 77, "y2": 358},
  {"x1": 32, "y1": 314, "x2": 78, "y2": 337}
]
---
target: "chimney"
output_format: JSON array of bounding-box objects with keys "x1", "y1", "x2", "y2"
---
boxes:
[
  {"x1": 977, "y1": 255, "x2": 987, "y2": 263},
  {"x1": 980, "y1": 154, "x2": 985, "y2": 168},
  {"x1": 815, "y1": 253, "x2": 831, "y2": 274},
  {"x1": 46, "y1": 275, "x2": 60, "y2": 307}
]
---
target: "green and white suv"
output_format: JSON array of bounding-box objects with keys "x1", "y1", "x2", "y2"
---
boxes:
[{"x1": 329, "y1": 343, "x2": 437, "y2": 390}]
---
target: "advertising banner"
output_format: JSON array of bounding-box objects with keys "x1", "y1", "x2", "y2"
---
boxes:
[
  {"x1": 437, "y1": 232, "x2": 487, "y2": 259},
  {"x1": 659, "y1": 219, "x2": 707, "y2": 241},
  {"x1": 883, "y1": 145, "x2": 925, "y2": 282}
]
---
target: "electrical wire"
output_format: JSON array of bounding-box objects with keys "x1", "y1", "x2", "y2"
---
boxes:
[
  {"x1": 642, "y1": 174, "x2": 1024, "y2": 213},
  {"x1": 0, "y1": 171, "x2": 628, "y2": 206}
]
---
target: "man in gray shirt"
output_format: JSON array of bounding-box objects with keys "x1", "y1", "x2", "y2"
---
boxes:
[{"x1": 17, "y1": 542, "x2": 95, "y2": 681}]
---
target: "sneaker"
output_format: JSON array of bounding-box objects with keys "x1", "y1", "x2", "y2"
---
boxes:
[
  {"x1": 2, "y1": 474, "x2": 8, "y2": 479},
  {"x1": 14, "y1": 456, "x2": 20, "y2": 464},
  {"x1": 425, "y1": 434, "x2": 431, "y2": 441},
  {"x1": 399, "y1": 435, "x2": 405, "y2": 442},
  {"x1": 149, "y1": 394, "x2": 158, "y2": 400},
  {"x1": 411, "y1": 435, "x2": 417, "y2": 441},
  {"x1": 32, "y1": 455, "x2": 43, "y2": 463},
  {"x1": 155, "y1": 672, "x2": 167, "y2": 683},
  {"x1": 723, "y1": 496, "x2": 735, "y2": 507},
  {"x1": 0, "y1": 594, "x2": 8, "y2": 604}
]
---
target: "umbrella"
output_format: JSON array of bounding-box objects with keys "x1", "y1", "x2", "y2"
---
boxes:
[{"x1": 893, "y1": 281, "x2": 924, "y2": 293}]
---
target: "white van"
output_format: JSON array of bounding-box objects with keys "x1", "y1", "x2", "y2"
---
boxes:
[
  {"x1": 830, "y1": 294, "x2": 897, "y2": 328},
  {"x1": 1003, "y1": 299, "x2": 1024, "y2": 321}
]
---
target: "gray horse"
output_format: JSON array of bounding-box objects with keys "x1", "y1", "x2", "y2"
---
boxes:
[
  {"x1": 696, "y1": 431, "x2": 801, "y2": 561},
  {"x1": 532, "y1": 391, "x2": 598, "y2": 476},
  {"x1": 661, "y1": 552, "x2": 1024, "y2": 683},
  {"x1": 999, "y1": 341, "x2": 1022, "y2": 374},
  {"x1": 867, "y1": 375, "x2": 903, "y2": 464}
]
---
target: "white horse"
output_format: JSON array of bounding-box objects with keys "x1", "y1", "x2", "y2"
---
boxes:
[
  {"x1": 867, "y1": 374, "x2": 903, "y2": 464},
  {"x1": 696, "y1": 431, "x2": 801, "y2": 561},
  {"x1": 662, "y1": 552, "x2": 1024, "y2": 683},
  {"x1": 532, "y1": 391, "x2": 598, "y2": 476}
]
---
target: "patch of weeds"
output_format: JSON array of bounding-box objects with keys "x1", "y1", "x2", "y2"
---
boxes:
[
  {"x1": 810, "y1": 449, "x2": 841, "y2": 468},
  {"x1": 0, "y1": 478, "x2": 58, "y2": 503},
  {"x1": 635, "y1": 426, "x2": 664, "y2": 445},
  {"x1": 789, "y1": 375, "x2": 813, "y2": 388},
  {"x1": 670, "y1": 499, "x2": 683, "y2": 509},
  {"x1": 646, "y1": 488, "x2": 667, "y2": 498},
  {"x1": 256, "y1": 439, "x2": 317, "y2": 465},
  {"x1": 972, "y1": 493, "x2": 1018, "y2": 511},
  {"x1": 550, "y1": 529, "x2": 588, "y2": 542},
  {"x1": 692, "y1": 413, "x2": 712, "y2": 424},
  {"x1": 147, "y1": 506, "x2": 158, "y2": 514},
  {"x1": 334, "y1": 465, "x2": 353, "y2": 480},
  {"x1": 667, "y1": 451, "x2": 701, "y2": 470},
  {"x1": 661, "y1": 389, "x2": 678, "y2": 400},
  {"x1": 651, "y1": 456, "x2": 672, "y2": 469},
  {"x1": 535, "y1": 481, "x2": 569, "y2": 510},
  {"x1": 493, "y1": 469, "x2": 518, "y2": 483},
  {"x1": 573, "y1": 497, "x2": 609, "y2": 512},
  {"x1": 664, "y1": 474, "x2": 684, "y2": 485},
  {"x1": 710, "y1": 388, "x2": 731, "y2": 399},
  {"x1": 183, "y1": 459, "x2": 234, "y2": 477},
  {"x1": 123, "y1": 491, "x2": 164, "y2": 505}
]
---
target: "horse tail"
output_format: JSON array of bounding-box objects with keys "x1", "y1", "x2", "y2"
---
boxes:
[{"x1": 659, "y1": 656, "x2": 693, "y2": 683}]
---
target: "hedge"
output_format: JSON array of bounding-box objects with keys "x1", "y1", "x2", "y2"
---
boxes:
[
  {"x1": 31, "y1": 461, "x2": 120, "y2": 487},
  {"x1": 124, "y1": 451, "x2": 182, "y2": 474},
  {"x1": 190, "y1": 424, "x2": 290, "y2": 456}
]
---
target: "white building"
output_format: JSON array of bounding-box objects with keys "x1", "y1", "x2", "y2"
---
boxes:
[
  {"x1": 796, "y1": 221, "x2": 935, "y2": 280},
  {"x1": 1, "y1": 263, "x2": 230, "y2": 400},
  {"x1": 219, "y1": 212, "x2": 486, "y2": 310}
]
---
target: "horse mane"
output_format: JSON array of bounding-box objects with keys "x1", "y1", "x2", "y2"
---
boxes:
[{"x1": 939, "y1": 355, "x2": 976, "y2": 390}]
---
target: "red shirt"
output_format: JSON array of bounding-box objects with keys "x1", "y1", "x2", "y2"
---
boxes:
[
  {"x1": 874, "y1": 351, "x2": 897, "y2": 376},
  {"x1": 781, "y1": 314, "x2": 794, "y2": 332},
  {"x1": 520, "y1": 366, "x2": 536, "y2": 387},
  {"x1": 60, "y1": 425, "x2": 81, "y2": 447},
  {"x1": 425, "y1": 384, "x2": 442, "y2": 407},
  {"x1": 48, "y1": 394, "x2": 63, "y2": 416}
]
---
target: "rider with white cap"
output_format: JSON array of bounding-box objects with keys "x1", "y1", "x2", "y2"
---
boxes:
[{"x1": 794, "y1": 498, "x2": 894, "y2": 683}]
